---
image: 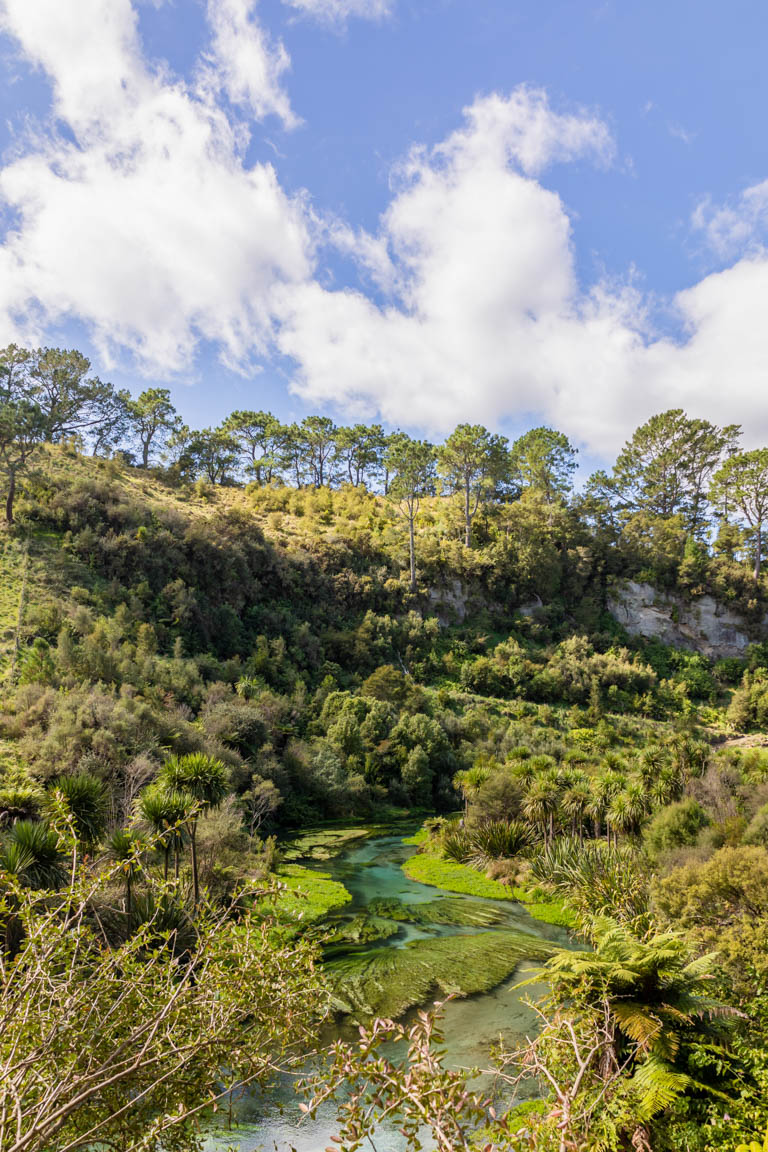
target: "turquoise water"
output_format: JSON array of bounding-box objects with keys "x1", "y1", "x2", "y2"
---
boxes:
[{"x1": 206, "y1": 832, "x2": 566, "y2": 1152}]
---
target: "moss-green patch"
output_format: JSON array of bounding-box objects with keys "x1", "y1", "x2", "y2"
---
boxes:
[
  {"x1": 324, "y1": 914, "x2": 402, "y2": 954},
  {"x1": 325, "y1": 930, "x2": 553, "y2": 1019},
  {"x1": 280, "y1": 827, "x2": 372, "y2": 862},
  {"x1": 402, "y1": 852, "x2": 517, "y2": 900},
  {"x1": 511, "y1": 888, "x2": 579, "y2": 930},
  {"x1": 402, "y1": 827, "x2": 430, "y2": 847},
  {"x1": 254, "y1": 864, "x2": 351, "y2": 925}
]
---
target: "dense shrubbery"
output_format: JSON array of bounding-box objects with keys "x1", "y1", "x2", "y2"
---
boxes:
[{"x1": 5, "y1": 373, "x2": 768, "y2": 1149}]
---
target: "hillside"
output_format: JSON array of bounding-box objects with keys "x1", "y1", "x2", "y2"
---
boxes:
[
  {"x1": 0, "y1": 440, "x2": 766, "y2": 822},
  {"x1": 5, "y1": 444, "x2": 768, "y2": 1150}
]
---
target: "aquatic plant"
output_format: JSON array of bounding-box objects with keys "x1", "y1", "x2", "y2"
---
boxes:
[
  {"x1": 402, "y1": 852, "x2": 517, "y2": 899},
  {"x1": 326, "y1": 930, "x2": 553, "y2": 1019}
]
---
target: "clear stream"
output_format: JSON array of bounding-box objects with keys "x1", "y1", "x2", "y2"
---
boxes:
[{"x1": 206, "y1": 831, "x2": 567, "y2": 1152}]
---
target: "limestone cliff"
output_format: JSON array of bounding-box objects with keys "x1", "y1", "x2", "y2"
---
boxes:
[{"x1": 607, "y1": 580, "x2": 759, "y2": 660}]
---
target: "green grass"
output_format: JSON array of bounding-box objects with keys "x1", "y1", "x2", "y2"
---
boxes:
[
  {"x1": 512, "y1": 889, "x2": 578, "y2": 929},
  {"x1": 402, "y1": 851, "x2": 517, "y2": 899},
  {"x1": 402, "y1": 850, "x2": 578, "y2": 928},
  {"x1": 256, "y1": 863, "x2": 351, "y2": 925},
  {"x1": 401, "y1": 826, "x2": 430, "y2": 847}
]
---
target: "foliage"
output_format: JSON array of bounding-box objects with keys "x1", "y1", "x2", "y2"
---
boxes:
[{"x1": 0, "y1": 860, "x2": 325, "y2": 1152}]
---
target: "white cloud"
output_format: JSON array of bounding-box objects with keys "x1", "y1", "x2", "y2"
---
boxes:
[
  {"x1": 283, "y1": 0, "x2": 393, "y2": 23},
  {"x1": 276, "y1": 88, "x2": 636, "y2": 446},
  {"x1": 2, "y1": 4, "x2": 768, "y2": 463},
  {"x1": 203, "y1": 0, "x2": 298, "y2": 129},
  {"x1": 692, "y1": 179, "x2": 768, "y2": 259},
  {"x1": 277, "y1": 88, "x2": 768, "y2": 454},
  {"x1": 0, "y1": 0, "x2": 311, "y2": 373}
]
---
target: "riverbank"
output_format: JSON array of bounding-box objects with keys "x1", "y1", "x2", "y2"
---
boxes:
[{"x1": 401, "y1": 847, "x2": 577, "y2": 929}]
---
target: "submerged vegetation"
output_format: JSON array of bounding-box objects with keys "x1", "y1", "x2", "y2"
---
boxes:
[
  {"x1": 326, "y1": 929, "x2": 554, "y2": 1019},
  {"x1": 3, "y1": 344, "x2": 768, "y2": 1147}
]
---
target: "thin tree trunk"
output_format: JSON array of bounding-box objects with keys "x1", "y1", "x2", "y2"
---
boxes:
[
  {"x1": 190, "y1": 821, "x2": 199, "y2": 908},
  {"x1": 409, "y1": 514, "x2": 417, "y2": 592},
  {"x1": 142, "y1": 440, "x2": 149, "y2": 468},
  {"x1": 464, "y1": 482, "x2": 471, "y2": 547},
  {"x1": 5, "y1": 465, "x2": 16, "y2": 525},
  {"x1": 755, "y1": 525, "x2": 764, "y2": 580}
]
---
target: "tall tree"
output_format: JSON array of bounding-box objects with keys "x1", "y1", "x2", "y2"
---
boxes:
[
  {"x1": 612, "y1": 409, "x2": 740, "y2": 535},
  {"x1": 0, "y1": 397, "x2": 47, "y2": 523},
  {"x1": 510, "y1": 426, "x2": 578, "y2": 503},
  {"x1": 221, "y1": 410, "x2": 286, "y2": 484},
  {"x1": 160, "y1": 753, "x2": 228, "y2": 908},
  {"x1": 336, "y1": 424, "x2": 385, "y2": 488},
  {"x1": 179, "y1": 427, "x2": 239, "y2": 485},
  {"x1": 438, "y1": 424, "x2": 509, "y2": 546},
  {"x1": 88, "y1": 388, "x2": 133, "y2": 457},
  {"x1": 385, "y1": 433, "x2": 437, "y2": 591},
  {"x1": 711, "y1": 448, "x2": 768, "y2": 579},
  {"x1": 3, "y1": 347, "x2": 118, "y2": 444},
  {"x1": 297, "y1": 416, "x2": 338, "y2": 488},
  {"x1": 126, "y1": 388, "x2": 180, "y2": 468}
]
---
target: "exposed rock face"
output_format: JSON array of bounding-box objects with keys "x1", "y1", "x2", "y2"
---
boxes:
[
  {"x1": 608, "y1": 580, "x2": 757, "y2": 660},
  {"x1": 427, "y1": 579, "x2": 467, "y2": 622}
]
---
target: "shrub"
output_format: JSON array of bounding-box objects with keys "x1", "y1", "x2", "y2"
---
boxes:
[{"x1": 643, "y1": 799, "x2": 709, "y2": 857}]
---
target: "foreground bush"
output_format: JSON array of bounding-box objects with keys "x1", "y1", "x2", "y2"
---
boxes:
[{"x1": 0, "y1": 853, "x2": 324, "y2": 1152}]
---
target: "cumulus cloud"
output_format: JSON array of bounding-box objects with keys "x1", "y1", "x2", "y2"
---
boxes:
[
  {"x1": 277, "y1": 88, "x2": 768, "y2": 453},
  {"x1": 692, "y1": 179, "x2": 768, "y2": 260},
  {"x1": 276, "y1": 88, "x2": 640, "y2": 447},
  {"x1": 0, "y1": 0, "x2": 311, "y2": 373},
  {"x1": 2, "y1": 4, "x2": 768, "y2": 460},
  {"x1": 283, "y1": 0, "x2": 393, "y2": 24},
  {"x1": 203, "y1": 0, "x2": 298, "y2": 128}
]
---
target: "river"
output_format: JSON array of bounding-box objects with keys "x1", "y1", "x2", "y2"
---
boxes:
[{"x1": 206, "y1": 829, "x2": 567, "y2": 1151}]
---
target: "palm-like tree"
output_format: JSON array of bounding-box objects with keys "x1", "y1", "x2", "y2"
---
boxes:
[
  {"x1": 523, "y1": 778, "x2": 560, "y2": 846},
  {"x1": 160, "y1": 754, "x2": 229, "y2": 907},
  {"x1": 638, "y1": 745, "x2": 667, "y2": 788},
  {"x1": 0, "y1": 820, "x2": 67, "y2": 957},
  {"x1": 667, "y1": 735, "x2": 708, "y2": 782},
  {"x1": 649, "y1": 764, "x2": 684, "y2": 809},
  {"x1": 52, "y1": 773, "x2": 107, "y2": 870},
  {"x1": 137, "y1": 786, "x2": 189, "y2": 881},
  {"x1": 2, "y1": 820, "x2": 67, "y2": 889},
  {"x1": 106, "y1": 828, "x2": 143, "y2": 916},
  {"x1": 453, "y1": 765, "x2": 490, "y2": 816},
  {"x1": 0, "y1": 776, "x2": 44, "y2": 825},
  {"x1": 561, "y1": 781, "x2": 592, "y2": 844}
]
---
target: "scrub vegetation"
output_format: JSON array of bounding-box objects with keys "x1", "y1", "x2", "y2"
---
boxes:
[{"x1": 3, "y1": 344, "x2": 768, "y2": 1149}]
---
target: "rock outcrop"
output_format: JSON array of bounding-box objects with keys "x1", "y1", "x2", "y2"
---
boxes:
[{"x1": 608, "y1": 580, "x2": 757, "y2": 660}]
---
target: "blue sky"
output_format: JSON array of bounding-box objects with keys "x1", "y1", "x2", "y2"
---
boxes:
[{"x1": 1, "y1": 0, "x2": 767, "y2": 469}]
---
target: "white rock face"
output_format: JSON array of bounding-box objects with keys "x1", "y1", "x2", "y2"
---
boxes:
[
  {"x1": 428, "y1": 578, "x2": 467, "y2": 622},
  {"x1": 607, "y1": 580, "x2": 757, "y2": 660}
]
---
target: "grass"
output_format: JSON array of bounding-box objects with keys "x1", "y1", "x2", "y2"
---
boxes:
[
  {"x1": 255, "y1": 863, "x2": 351, "y2": 926},
  {"x1": 512, "y1": 888, "x2": 579, "y2": 929},
  {"x1": 402, "y1": 851, "x2": 517, "y2": 899},
  {"x1": 403, "y1": 849, "x2": 578, "y2": 929},
  {"x1": 402, "y1": 826, "x2": 430, "y2": 847}
]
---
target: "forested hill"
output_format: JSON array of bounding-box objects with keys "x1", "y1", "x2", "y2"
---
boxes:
[
  {"x1": 1, "y1": 412, "x2": 768, "y2": 830},
  {"x1": 7, "y1": 350, "x2": 768, "y2": 1149}
]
